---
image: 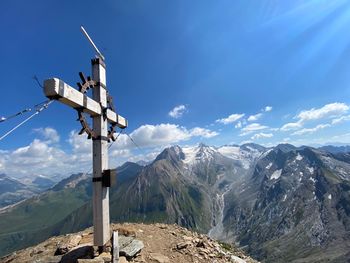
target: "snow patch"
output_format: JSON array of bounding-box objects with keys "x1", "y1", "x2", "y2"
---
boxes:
[
  {"x1": 282, "y1": 194, "x2": 287, "y2": 201},
  {"x1": 309, "y1": 177, "x2": 316, "y2": 183},
  {"x1": 296, "y1": 153, "x2": 303, "y2": 161},
  {"x1": 182, "y1": 145, "x2": 216, "y2": 165},
  {"x1": 218, "y1": 145, "x2": 258, "y2": 169},
  {"x1": 182, "y1": 147, "x2": 197, "y2": 164},
  {"x1": 328, "y1": 194, "x2": 332, "y2": 200},
  {"x1": 270, "y1": 169, "x2": 282, "y2": 180},
  {"x1": 266, "y1": 162, "x2": 273, "y2": 170},
  {"x1": 217, "y1": 146, "x2": 240, "y2": 158},
  {"x1": 306, "y1": 166, "x2": 314, "y2": 174}
]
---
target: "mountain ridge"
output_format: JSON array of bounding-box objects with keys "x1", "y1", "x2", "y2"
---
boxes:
[{"x1": 0, "y1": 143, "x2": 349, "y2": 262}]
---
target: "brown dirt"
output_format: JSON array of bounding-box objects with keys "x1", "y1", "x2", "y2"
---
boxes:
[{"x1": 0, "y1": 223, "x2": 259, "y2": 263}]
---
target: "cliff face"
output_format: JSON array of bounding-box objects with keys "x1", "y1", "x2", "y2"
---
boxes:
[{"x1": 0, "y1": 223, "x2": 258, "y2": 263}]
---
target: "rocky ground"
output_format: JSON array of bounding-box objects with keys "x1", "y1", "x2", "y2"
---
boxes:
[{"x1": 0, "y1": 223, "x2": 258, "y2": 263}]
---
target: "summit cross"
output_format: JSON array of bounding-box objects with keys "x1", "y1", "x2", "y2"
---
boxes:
[{"x1": 43, "y1": 57, "x2": 127, "y2": 248}]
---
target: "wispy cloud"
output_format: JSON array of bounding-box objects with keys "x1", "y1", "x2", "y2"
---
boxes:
[
  {"x1": 247, "y1": 113, "x2": 263, "y2": 122},
  {"x1": 33, "y1": 127, "x2": 60, "y2": 144},
  {"x1": 190, "y1": 127, "x2": 219, "y2": 138},
  {"x1": 281, "y1": 102, "x2": 349, "y2": 131},
  {"x1": 235, "y1": 121, "x2": 243, "y2": 129},
  {"x1": 251, "y1": 132, "x2": 273, "y2": 140},
  {"x1": 168, "y1": 105, "x2": 187, "y2": 118},
  {"x1": 331, "y1": 114, "x2": 350, "y2": 125},
  {"x1": 281, "y1": 122, "x2": 302, "y2": 131},
  {"x1": 216, "y1": 113, "x2": 245, "y2": 124},
  {"x1": 240, "y1": 123, "x2": 269, "y2": 136},
  {"x1": 297, "y1": 103, "x2": 349, "y2": 121},
  {"x1": 291, "y1": 124, "x2": 330, "y2": 136},
  {"x1": 264, "y1": 106, "x2": 273, "y2": 112}
]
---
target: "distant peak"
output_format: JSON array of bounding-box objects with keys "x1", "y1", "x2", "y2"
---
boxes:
[
  {"x1": 274, "y1": 143, "x2": 296, "y2": 153},
  {"x1": 154, "y1": 145, "x2": 184, "y2": 163},
  {"x1": 198, "y1": 142, "x2": 208, "y2": 148}
]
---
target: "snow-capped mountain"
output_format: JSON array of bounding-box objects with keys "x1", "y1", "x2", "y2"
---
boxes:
[{"x1": 1, "y1": 144, "x2": 350, "y2": 262}]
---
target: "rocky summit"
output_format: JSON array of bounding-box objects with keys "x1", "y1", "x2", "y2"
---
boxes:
[{"x1": 0, "y1": 223, "x2": 258, "y2": 263}]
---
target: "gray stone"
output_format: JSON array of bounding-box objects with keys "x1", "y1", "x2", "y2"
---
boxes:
[
  {"x1": 34, "y1": 255, "x2": 63, "y2": 263},
  {"x1": 120, "y1": 239, "x2": 144, "y2": 258},
  {"x1": 176, "y1": 241, "x2": 191, "y2": 250},
  {"x1": 119, "y1": 235, "x2": 134, "y2": 248},
  {"x1": 55, "y1": 234, "x2": 83, "y2": 255},
  {"x1": 77, "y1": 259, "x2": 104, "y2": 263}
]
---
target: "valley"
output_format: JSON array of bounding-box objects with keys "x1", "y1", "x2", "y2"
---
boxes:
[{"x1": 0, "y1": 143, "x2": 349, "y2": 262}]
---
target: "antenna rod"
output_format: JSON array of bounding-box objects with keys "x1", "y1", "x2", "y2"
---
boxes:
[{"x1": 80, "y1": 25, "x2": 105, "y2": 61}]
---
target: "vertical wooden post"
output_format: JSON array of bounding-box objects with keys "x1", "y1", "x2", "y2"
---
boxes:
[{"x1": 92, "y1": 57, "x2": 110, "y2": 247}]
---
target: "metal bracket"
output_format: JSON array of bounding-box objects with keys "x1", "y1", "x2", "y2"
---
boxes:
[{"x1": 92, "y1": 169, "x2": 116, "y2": 187}]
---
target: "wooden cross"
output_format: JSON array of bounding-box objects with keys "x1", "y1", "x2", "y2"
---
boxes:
[{"x1": 43, "y1": 57, "x2": 127, "y2": 247}]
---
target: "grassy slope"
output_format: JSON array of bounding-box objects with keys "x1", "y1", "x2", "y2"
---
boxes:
[
  {"x1": 0, "y1": 182, "x2": 91, "y2": 256},
  {"x1": 0, "y1": 163, "x2": 142, "y2": 257}
]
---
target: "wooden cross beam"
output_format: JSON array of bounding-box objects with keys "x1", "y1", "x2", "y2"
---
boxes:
[
  {"x1": 43, "y1": 58, "x2": 127, "y2": 248},
  {"x1": 43, "y1": 78, "x2": 127, "y2": 129}
]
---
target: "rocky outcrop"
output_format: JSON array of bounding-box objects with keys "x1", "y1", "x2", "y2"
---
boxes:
[{"x1": 0, "y1": 223, "x2": 258, "y2": 263}]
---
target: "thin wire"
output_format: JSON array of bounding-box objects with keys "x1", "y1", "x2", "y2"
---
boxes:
[
  {"x1": 108, "y1": 129, "x2": 124, "y2": 150},
  {"x1": 0, "y1": 100, "x2": 54, "y2": 141},
  {"x1": 33, "y1": 75, "x2": 44, "y2": 89},
  {"x1": 0, "y1": 108, "x2": 31, "y2": 123},
  {"x1": 125, "y1": 133, "x2": 145, "y2": 154},
  {"x1": 0, "y1": 100, "x2": 50, "y2": 124}
]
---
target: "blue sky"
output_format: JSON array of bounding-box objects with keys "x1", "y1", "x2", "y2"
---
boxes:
[{"x1": 1, "y1": 0, "x2": 350, "y2": 177}]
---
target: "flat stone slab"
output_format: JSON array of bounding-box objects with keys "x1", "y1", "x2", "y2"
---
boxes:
[
  {"x1": 120, "y1": 239, "x2": 144, "y2": 258},
  {"x1": 119, "y1": 235, "x2": 134, "y2": 248},
  {"x1": 34, "y1": 255, "x2": 63, "y2": 263},
  {"x1": 77, "y1": 259, "x2": 104, "y2": 263}
]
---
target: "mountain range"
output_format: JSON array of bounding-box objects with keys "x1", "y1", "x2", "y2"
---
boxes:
[
  {"x1": 0, "y1": 173, "x2": 55, "y2": 209},
  {"x1": 0, "y1": 143, "x2": 349, "y2": 262}
]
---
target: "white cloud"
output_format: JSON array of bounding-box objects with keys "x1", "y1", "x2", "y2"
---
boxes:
[
  {"x1": 251, "y1": 133, "x2": 273, "y2": 140},
  {"x1": 216, "y1": 113, "x2": 244, "y2": 124},
  {"x1": 0, "y1": 139, "x2": 74, "y2": 178},
  {"x1": 265, "y1": 106, "x2": 273, "y2": 112},
  {"x1": 281, "y1": 102, "x2": 349, "y2": 132},
  {"x1": 125, "y1": 123, "x2": 218, "y2": 148},
  {"x1": 189, "y1": 127, "x2": 219, "y2": 138},
  {"x1": 240, "y1": 123, "x2": 268, "y2": 136},
  {"x1": 240, "y1": 140, "x2": 253, "y2": 145},
  {"x1": 129, "y1": 124, "x2": 191, "y2": 147},
  {"x1": 128, "y1": 151, "x2": 161, "y2": 164},
  {"x1": 331, "y1": 115, "x2": 350, "y2": 125},
  {"x1": 280, "y1": 121, "x2": 303, "y2": 131},
  {"x1": 33, "y1": 127, "x2": 60, "y2": 144},
  {"x1": 248, "y1": 113, "x2": 263, "y2": 122},
  {"x1": 0, "y1": 122, "x2": 219, "y2": 178},
  {"x1": 168, "y1": 105, "x2": 187, "y2": 119},
  {"x1": 292, "y1": 124, "x2": 330, "y2": 136},
  {"x1": 297, "y1": 103, "x2": 349, "y2": 122},
  {"x1": 235, "y1": 121, "x2": 242, "y2": 129},
  {"x1": 110, "y1": 149, "x2": 131, "y2": 158}
]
